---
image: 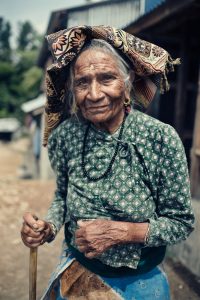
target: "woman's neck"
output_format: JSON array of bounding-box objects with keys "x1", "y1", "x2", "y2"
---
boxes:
[{"x1": 92, "y1": 110, "x2": 125, "y2": 134}]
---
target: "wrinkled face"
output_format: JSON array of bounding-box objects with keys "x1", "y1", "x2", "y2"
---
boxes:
[{"x1": 73, "y1": 49, "x2": 129, "y2": 131}]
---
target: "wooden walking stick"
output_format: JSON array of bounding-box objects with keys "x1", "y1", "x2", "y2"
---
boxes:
[{"x1": 29, "y1": 247, "x2": 38, "y2": 300}]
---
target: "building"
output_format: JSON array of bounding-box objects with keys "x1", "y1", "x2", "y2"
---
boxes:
[
  {"x1": 21, "y1": 94, "x2": 50, "y2": 178},
  {"x1": 0, "y1": 118, "x2": 21, "y2": 141},
  {"x1": 38, "y1": 0, "x2": 145, "y2": 69}
]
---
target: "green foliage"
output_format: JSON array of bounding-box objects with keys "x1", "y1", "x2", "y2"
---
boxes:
[
  {"x1": 0, "y1": 82, "x2": 17, "y2": 114},
  {"x1": 0, "y1": 18, "x2": 43, "y2": 120},
  {"x1": 17, "y1": 21, "x2": 41, "y2": 51},
  {"x1": 21, "y1": 66, "x2": 42, "y2": 96},
  {"x1": 0, "y1": 62, "x2": 15, "y2": 81},
  {"x1": 15, "y1": 49, "x2": 38, "y2": 72},
  {"x1": 0, "y1": 17, "x2": 12, "y2": 61}
]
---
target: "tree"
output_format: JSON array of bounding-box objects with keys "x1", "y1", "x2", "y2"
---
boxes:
[
  {"x1": 17, "y1": 21, "x2": 41, "y2": 51},
  {"x1": 0, "y1": 19, "x2": 43, "y2": 120},
  {"x1": 0, "y1": 17, "x2": 12, "y2": 61}
]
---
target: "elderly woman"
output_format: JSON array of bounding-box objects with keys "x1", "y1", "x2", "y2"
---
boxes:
[{"x1": 21, "y1": 26, "x2": 194, "y2": 300}]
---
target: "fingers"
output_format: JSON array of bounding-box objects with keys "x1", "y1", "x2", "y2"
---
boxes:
[
  {"x1": 21, "y1": 212, "x2": 50, "y2": 248},
  {"x1": 23, "y1": 212, "x2": 40, "y2": 230},
  {"x1": 77, "y1": 245, "x2": 87, "y2": 253},
  {"x1": 22, "y1": 223, "x2": 41, "y2": 238},
  {"x1": 75, "y1": 228, "x2": 84, "y2": 239},
  {"x1": 35, "y1": 220, "x2": 48, "y2": 232},
  {"x1": 76, "y1": 241, "x2": 95, "y2": 256},
  {"x1": 23, "y1": 212, "x2": 48, "y2": 232},
  {"x1": 22, "y1": 239, "x2": 42, "y2": 248},
  {"x1": 75, "y1": 219, "x2": 115, "y2": 257},
  {"x1": 85, "y1": 252, "x2": 97, "y2": 259},
  {"x1": 25, "y1": 234, "x2": 44, "y2": 244},
  {"x1": 21, "y1": 231, "x2": 44, "y2": 248},
  {"x1": 75, "y1": 234, "x2": 99, "y2": 255},
  {"x1": 21, "y1": 224, "x2": 44, "y2": 248}
]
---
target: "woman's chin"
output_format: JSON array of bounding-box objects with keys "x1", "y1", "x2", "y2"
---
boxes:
[{"x1": 84, "y1": 111, "x2": 111, "y2": 124}]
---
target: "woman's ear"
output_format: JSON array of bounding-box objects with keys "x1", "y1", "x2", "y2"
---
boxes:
[
  {"x1": 124, "y1": 89, "x2": 130, "y2": 101},
  {"x1": 124, "y1": 70, "x2": 135, "y2": 99}
]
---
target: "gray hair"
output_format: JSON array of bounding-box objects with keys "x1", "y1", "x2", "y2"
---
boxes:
[{"x1": 67, "y1": 39, "x2": 134, "y2": 115}]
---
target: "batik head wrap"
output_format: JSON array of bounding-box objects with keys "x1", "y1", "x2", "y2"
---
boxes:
[{"x1": 43, "y1": 25, "x2": 180, "y2": 146}]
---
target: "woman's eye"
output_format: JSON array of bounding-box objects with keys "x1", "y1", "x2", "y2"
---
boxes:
[
  {"x1": 74, "y1": 79, "x2": 88, "y2": 88},
  {"x1": 102, "y1": 75, "x2": 115, "y2": 82}
]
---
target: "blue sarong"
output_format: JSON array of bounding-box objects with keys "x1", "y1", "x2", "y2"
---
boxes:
[{"x1": 41, "y1": 242, "x2": 170, "y2": 300}]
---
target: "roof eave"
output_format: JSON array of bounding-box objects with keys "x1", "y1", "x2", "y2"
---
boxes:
[{"x1": 124, "y1": 0, "x2": 196, "y2": 34}]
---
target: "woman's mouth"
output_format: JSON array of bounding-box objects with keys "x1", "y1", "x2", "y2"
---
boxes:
[{"x1": 86, "y1": 105, "x2": 110, "y2": 112}]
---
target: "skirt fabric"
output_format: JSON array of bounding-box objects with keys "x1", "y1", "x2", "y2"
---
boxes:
[{"x1": 40, "y1": 243, "x2": 170, "y2": 300}]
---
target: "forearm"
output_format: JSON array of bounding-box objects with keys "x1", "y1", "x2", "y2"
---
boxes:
[
  {"x1": 45, "y1": 190, "x2": 67, "y2": 233},
  {"x1": 47, "y1": 123, "x2": 68, "y2": 234},
  {"x1": 125, "y1": 222, "x2": 149, "y2": 243},
  {"x1": 146, "y1": 214, "x2": 194, "y2": 247},
  {"x1": 118, "y1": 221, "x2": 149, "y2": 244}
]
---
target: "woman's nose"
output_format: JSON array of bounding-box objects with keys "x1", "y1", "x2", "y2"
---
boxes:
[{"x1": 88, "y1": 81, "x2": 103, "y2": 101}]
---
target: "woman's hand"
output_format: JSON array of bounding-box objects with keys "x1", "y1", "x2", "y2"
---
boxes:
[
  {"x1": 21, "y1": 212, "x2": 52, "y2": 248},
  {"x1": 75, "y1": 219, "x2": 149, "y2": 258},
  {"x1": 75, "y1": 219, "x2": 129, "y2": 258}
]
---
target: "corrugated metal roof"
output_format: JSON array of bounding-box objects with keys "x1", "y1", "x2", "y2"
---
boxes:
[
  {"x1": 38, "y1": 0, "x2": 145, "y2": 68},
  {"x1": 66, "y1": 0, "x2": 166, "y2": 28},
  {"x1": 67, "y1": 0, "x2": 143, "y2": 29},
  {"x1": 145, "y1": 0, "x2": 166, "y2": 14}
]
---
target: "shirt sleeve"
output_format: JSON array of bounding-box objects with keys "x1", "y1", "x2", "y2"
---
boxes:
[
  {"x1": 44, "y1": 126, "x2": 68, "y2": 234},
  {"x1": 146, "y1": 125, "x2": 195, "y2": 247}
]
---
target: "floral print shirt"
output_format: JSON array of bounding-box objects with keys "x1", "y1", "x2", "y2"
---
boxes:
[{"x1": 46, "y1": 110, "x2": 194, "y2": 269}]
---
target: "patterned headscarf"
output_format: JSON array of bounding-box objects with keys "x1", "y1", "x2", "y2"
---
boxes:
[{"x1": 43, "y1": 25, "x2": 180, "y2": 146}]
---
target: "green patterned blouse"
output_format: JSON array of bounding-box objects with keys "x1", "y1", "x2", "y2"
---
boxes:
[{"x1": 46, "y1": 110, "x2": 194, "y2": 269}]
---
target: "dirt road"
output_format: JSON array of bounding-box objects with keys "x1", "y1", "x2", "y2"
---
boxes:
[{"x1": 0, "y1": 139, "x2": 199, "y2": 300}]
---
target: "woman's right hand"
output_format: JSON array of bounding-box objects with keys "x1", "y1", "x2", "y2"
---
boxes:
[{"x1": 21, "y1": 212, "x2": 52, "y2": 248}]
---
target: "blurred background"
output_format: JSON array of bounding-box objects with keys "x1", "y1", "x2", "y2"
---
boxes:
[{"x1": 0, "y1": 0, "x2": 200, "y2": 299}]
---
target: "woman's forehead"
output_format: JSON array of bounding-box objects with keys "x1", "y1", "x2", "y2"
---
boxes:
[{"x1": 74, "y1": 49, "x2": 120, "y2": 76}]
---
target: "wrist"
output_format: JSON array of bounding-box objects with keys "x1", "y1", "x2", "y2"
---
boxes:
[
  {"x1": 45, "y1": 222, "x2": 57, "y2": 243},
  {"x1": 143, "y1": 224, "x2": 150, "y2": 245},
  {"x1": 123, "y1": 222, "x2": 149, "y2": 244}
]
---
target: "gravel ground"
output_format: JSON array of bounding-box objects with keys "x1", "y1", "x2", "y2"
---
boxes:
[{"x1": 0, "y1": 138, "x2": 199, "y2": 300}]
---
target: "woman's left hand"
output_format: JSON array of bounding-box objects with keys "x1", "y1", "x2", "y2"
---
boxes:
[{"x1": 75, "y1": 219, "x2": 129, "y2": 258}]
